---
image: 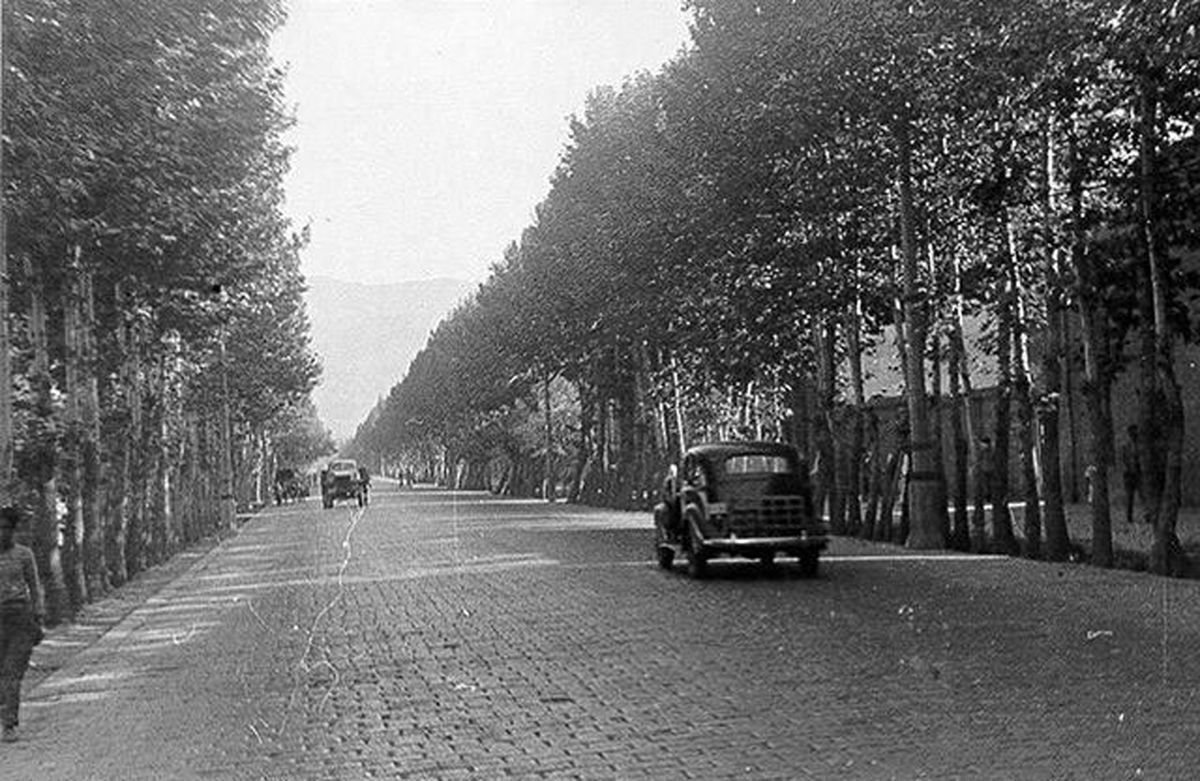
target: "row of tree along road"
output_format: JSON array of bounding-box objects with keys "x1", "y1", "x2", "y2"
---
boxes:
[
  {"x1": 350, "y1": 1, "x2": 1200, "y2": 577},
  {"x1": 0, "y1": 1, "x2": 333, "y2": 623}
]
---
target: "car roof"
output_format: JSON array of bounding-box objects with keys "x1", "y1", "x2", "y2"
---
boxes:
[{"x1": 685, "y1": 441, "x2": 800, "y2": 460}]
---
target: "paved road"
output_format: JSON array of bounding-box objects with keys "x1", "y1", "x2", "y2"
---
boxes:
[{"x1": 5, "y1": 484, "x2": 1199, "y2": 780}]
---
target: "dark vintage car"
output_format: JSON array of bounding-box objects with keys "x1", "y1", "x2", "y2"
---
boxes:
[
  {"x1": 321, "y1": 458, "x2": 365, "y2": 509},
  {"x1": 653, "y1": 441, "x2": 827, "y2": 578}
]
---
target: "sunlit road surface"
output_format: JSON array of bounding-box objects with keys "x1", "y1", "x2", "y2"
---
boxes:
[{"x1": 8, "y1": 484, "x2": 1200, "y2": 780}]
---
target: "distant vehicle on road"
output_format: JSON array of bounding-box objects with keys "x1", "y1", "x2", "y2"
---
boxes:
[
  {"x1": 653, "y1": 441, "x2": 826, "y2": 578},
  {"x1": 358, "y1": 466, "x2": 371, "y2": 506},
  {"x1": 321, "y1": 459, "x2": 365, "y2": 509},
  {"x1": 273, "y1": 468, "x2": 303, "y2": 505}
]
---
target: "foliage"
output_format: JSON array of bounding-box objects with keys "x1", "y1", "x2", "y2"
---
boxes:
[
  {"x1": 349, "y1": 2, "x2": 1199, "y2": 562},
  {"x1": 4, "y1": 0, "x2": 322, "y2": 607}
]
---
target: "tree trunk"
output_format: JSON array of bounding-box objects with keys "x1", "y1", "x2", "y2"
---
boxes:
[
  {"x1": 992, "y1": 259, "x2": 1019, "y2": 556},
  {"x1": 814, "y1": 319, "x2": 838, "y2": 531},
  {"x1": 109, "y1": 298, "x2": 140, "y2": 586},
  {"x1": 568, "y1": 377, "x2": 594, "y2": 503},
  {"x1": 891, "y1": 288, "x2": 911, "y2": 544},
  {"x1": 113, "y1": 436, "x2": 132, "y2": 586},
  {"x1": 1005, "y1": 215, "x2": 1042, "y2": 558},
  {"x1": 80, "y1": 265, "x2": 106, "y2": 596},
  {"x1": 878, "y1": 417, "x2": 906, "y2": 543},
  {"x1": 1067, "y1": 128, "x2": 1114, "y2": 567},
  {"x1": 62, "y1": 245, "x2": 89, "y2": 609},
  {"x1": 670, "y1": 353, "x2": 688, "y2": 457},
  {"x1": 1136, "y1": 74, "x2": 1185, "y2": 576},
  {"x1": 948, "y1": 341, "x2": 970, "y2": 551},
  {"x1": 789, "y1": 369, "x2": 812, "y2": 458},
  {"x1": 861, "y1": 410, "x2": 883, "y2": 539},
  {"x1": 543, "y1": 369, "x2": 555, "y2": 502},
  {"x1": 925, "y1": 239, "x2": 948, "y2": 543},
  {"x1": 0, "y1": 202, "x2": 10, "y2": 502},
  {"x1": 0, "y1": 50, "x2": 10, "y2": 502},
  {"x1": 895, "y1": 113, "x2": 946, "y2": 549},
  {"x1": 1040, "y1": 121, "x2": 1071, "y2": 561},
  {"x1": 26, "y1": 256, "x2": 68, "y2": 622},
  {"x1": 594, "y1": 395, "x2": 611, "y2": 505},
  {"x1": 845, "y1": 276, "x2": 866, "y2": 536},
  {"x1": 1061, "y1": 308, "x2": 1081, "y2": 502},
  {"x1": 948, "y1": 249, "x2": 982, "y2": 551}
]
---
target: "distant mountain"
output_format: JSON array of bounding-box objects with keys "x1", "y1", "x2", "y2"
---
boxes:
[{"x1": 304, "y1": 275, "x2": 475, "y2": 442}]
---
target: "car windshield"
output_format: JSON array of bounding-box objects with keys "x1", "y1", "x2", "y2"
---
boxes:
[
  {"x1": 724, "y1": 454, "x2": 792, "y2": 475},
  {"x1": 330, "y1": 460, "x2": 356, "y2": 472}
]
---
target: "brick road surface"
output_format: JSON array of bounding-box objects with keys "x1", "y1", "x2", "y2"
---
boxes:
[{"x1": 4, "y1": 483, "x2": 1199, "y2": 780}]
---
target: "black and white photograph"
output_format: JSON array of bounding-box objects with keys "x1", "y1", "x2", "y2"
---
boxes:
[{"x1": 0, "y1": 1, "x2": 1198, "y2": 778}]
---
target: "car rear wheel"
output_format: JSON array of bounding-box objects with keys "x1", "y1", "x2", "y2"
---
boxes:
[{"x1": 798, "y1": 550, "x2": 820, "y2": 579}]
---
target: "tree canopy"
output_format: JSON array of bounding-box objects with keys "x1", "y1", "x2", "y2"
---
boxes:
[{"x1": 352, "y1": 0, "x2": 1200, "y2": 573}]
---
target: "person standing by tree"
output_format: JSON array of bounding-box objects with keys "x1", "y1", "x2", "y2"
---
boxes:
[
  {"x1": 1120, "y1": 425, "x2": 1142, "y2": 525},
  {"x1": 0, "y1": 506, "x2": 44, "y2": 742}
]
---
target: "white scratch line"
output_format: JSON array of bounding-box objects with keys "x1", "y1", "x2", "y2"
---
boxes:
[
  {"x1": 280, "y1": 503, "x2": 367, "y2": 734},
  {"x1": 823, "y1": 554, "x2": 1009, "y2": 562},
  {"x1": 171, "y1": 623, "x2": 196, "y2": 645}
]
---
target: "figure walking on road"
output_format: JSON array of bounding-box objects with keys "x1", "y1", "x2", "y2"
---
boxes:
[
  {"x1": 0, "y1": 506, "x2": 44, "y2": 743},
  {"x1": 1121, "y1": 424, "x2": 1142, "y2": 524}
]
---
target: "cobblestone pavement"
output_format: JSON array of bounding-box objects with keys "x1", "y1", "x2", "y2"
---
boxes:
[{"x1": 4, "y1": 484, "x2": 1199, "y2": 780}]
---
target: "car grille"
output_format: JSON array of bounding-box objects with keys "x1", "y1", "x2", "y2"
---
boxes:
[{"x1": 726, "y1": 496, "x2": 814, "y2": 536}]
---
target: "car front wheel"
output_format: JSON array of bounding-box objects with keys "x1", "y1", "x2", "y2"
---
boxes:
[
  {"x1": 686, "y1": 525, "x2": 708, "y2": 579},
  {"x1": 654, "y1": 526, "x2": 675, "y2": 570}
]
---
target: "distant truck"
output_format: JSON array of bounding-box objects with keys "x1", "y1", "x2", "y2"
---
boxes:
[
  {"x1": 321, "y1": 459, "x2": 366, "y2": 509},
  {"x1": 273, "y1": 468, "x2": 302, "y2": 505}
]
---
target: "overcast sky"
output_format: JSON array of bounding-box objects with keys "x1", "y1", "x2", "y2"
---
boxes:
[{"x1": 271, "y1": 0, "x2": 693, "y2": 287}]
